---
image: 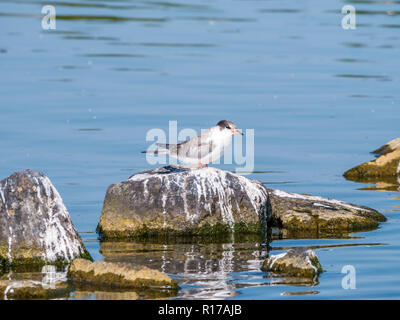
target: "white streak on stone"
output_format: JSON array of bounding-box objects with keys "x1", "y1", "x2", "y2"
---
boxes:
[
  {"x1": 30, "y1": 173, "x2": 83, "y2": 262},
  {"x1": 305, "y1": 249, "x2": 318, "y2": 273},
  {"x1": 0, "y1": 181, "x2": 9, "y2": 215},
  {"x1": 143, "y1": 179, "x2": 148, "y2": 197},
  {"x1": 268, "y1": 252, "x2": 287, "y2": 268},
  {"x1": 182, "y1": 176, "x2": 191, "y2": 222},
  {"x1": 8, "y1": 226, "x2": 12, "y2": 262},
  {"x1": 160, "y1": 176, "x2": 168, "y2": 227},
  {"x1": 273, "y1": 189, "x2": 371, "y2": 212},
  {"x1": 127, "y1": 167, "x2": 269, "y2": 227},
  {"x1": 313, "y1": 202, "x2": 333, "y2": 209},
  {"x1": 128, "y1": 173, "x2": 153, "y2": 182}
]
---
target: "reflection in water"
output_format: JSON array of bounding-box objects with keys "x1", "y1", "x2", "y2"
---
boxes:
[
  {"x1": 100, "y1": 236, "x2": 269, "y2": 299},
  {"x1": 281, "y1": 290, "x2": 319, "y2": 296},
  {"x1": 266, "y1": 275, "x2": 319, "y2": 287},
  {"x1": 69, "y1": 286, "x2": 177, "y2": 300},
  {"x1": 98, "y1": 234, "x2": 383, "y2": 299},
  {"x1": 72, "y1": 290, "x2": 139, "y2": 300},
  {"x1": 0, "y1": 265, "x2": 70, "y2": 300},
  {"x1": 41, "y1": 265, "x2": 68, "y2": 289}
]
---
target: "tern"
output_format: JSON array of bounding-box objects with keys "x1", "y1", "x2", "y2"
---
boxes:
[{"x1": 142, "y1": 120, "x2": 243, "y2": 168}]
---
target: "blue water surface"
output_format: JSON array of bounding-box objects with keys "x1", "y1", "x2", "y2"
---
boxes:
[{"x1": 0, "y1": 0, "x2": 399, "y2": 299}]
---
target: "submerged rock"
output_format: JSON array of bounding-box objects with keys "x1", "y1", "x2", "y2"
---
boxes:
[
  {"x1": 344, "y1": 138, "x2": 400, "y2": 183},
  {"x1": 68, "y1": 258, "x2": 179, "y2": 290},
  {"x1": 261, "y1": 247, "x2": 323, "y2": 278},
  {"x1": 0, "y1": 170, "x2": 91, "y2": 272},
  {"x1": 268, "y1": 188, "x2": 386, "y2": 235},
  {"x1": 0, "y1": 279, "x2": 70, "y2": 300},
  {"x1": 0, "y1": 265, "x2": 71, "y2": 300},
  {"x1": 97, "y1": 166, "x2": 270, "y2": 239}
]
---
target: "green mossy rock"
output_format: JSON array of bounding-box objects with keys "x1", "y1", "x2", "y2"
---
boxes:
[
  {"x1": 68, "y1": 258, "x2": 179, "y2": 291},
  {"x1": 344, "y1": 138, "x2": 400, "y2": 182},
  {"x1": 268, "y1": 188, "x2": 386, "y2": 235},
  {"x1": 261, "y1": 247, "x2": 323, "y2": 278}
]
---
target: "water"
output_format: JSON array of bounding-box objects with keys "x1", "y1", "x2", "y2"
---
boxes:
[{"x1": 0, "y1": 0, "x2": 399, "y2": 299}]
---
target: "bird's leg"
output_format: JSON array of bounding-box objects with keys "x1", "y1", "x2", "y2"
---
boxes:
[{"x1": 199, "y1": 163, "x2": 202, "y2": 169}]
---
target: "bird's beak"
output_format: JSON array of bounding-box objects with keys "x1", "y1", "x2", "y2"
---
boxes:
[{"x1": 232, "y1": 128, "x2": 244, "y2": 136}]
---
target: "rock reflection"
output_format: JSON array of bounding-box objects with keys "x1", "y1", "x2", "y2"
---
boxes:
[
  {"x1": 100, "y1": 235, "x2": 270, "y2": 299},
  {"x1": 281, "y1": 290, "x2": 319, "y2": 296},
  {"x1": 72, "y1": 290, "x2": 139, "y2": 300},
  {"x1": 0, "y1": 265, "x2": 70, "y2": 300},
  {"x1": 267, "y1": 275, "x2": 319, "y2": 287}
]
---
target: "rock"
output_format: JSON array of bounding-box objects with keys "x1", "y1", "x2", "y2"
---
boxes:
[
  {"x1": 97, "y1": 166, "x2": 270, "y2": 239},
  {"x1": 371, "y1": 138, "x2": 400, "y2": 157},
  {"x1": 261, "y1": 247, "x2": 323, "y2": 278},
  {"x1": 71, "y1": 290, "x2": 176, "y2": 300},
  {"x1": 0, "y1": 170, "x2": 91, "y2": 272},
  {"x1": 268, "y1": 188, "x2": 386, "y2": 236},
  {"x1": 280, "y1": 290, "x2": 319, "y2": 296},
  {"x1": 72, "y1": 290, "x2": 140, "y2": 300},
  {"x1": 344, "y1": 138, "x2": 400, "y2": 183},
  {"x1": 68, "y1": 258, "x2": 179, "y2": 290},
  {"x1": 0, "y1": 279, "x2": 70, "y2": 300},
  {"x1": 97, "y1": 166, "x2": 385, "y2": 239},
  {"x1": 0, "y1": 265, "x2": 71, "y2": 300}
]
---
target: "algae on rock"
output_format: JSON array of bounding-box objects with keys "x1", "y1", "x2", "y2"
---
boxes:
[
  {"x1": 0, "y1": 169, "x2": 91, "y2": 273},
  {"x1": 344, "y1": 138, "x2": 400, "y2": 183},
  {"x1": 268, "y1": 188, "x2": 386, "y2": 235},
  {"x1": 68, "y1": 258, "x2": 179, "y2": 291},
  {"x1": 97, "y1": 166, "x2": 270, "y2": 239},
  {"x1": 261, "y1": 247, "x2": 323, "y2": 278},
  {"x1": 97, "y1": 166, "x2": 386, "y2": 239}
]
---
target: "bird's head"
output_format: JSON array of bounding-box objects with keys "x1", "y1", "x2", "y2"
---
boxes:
[{"x1": 217, "y1": 120, "x2": 243, "y2": 135}]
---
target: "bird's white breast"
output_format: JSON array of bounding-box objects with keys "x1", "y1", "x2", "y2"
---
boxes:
[{"x1": 202, "y1": 127, "x2": 232, "y2": 163}]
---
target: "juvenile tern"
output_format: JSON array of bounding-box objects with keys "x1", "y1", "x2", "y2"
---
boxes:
[{"x1": 142, "y1": 120, "x2": 243, "y2": 168}]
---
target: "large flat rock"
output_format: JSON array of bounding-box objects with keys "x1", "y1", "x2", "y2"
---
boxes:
[
  {"x1": 268, "y1": 188, "x2": 386, "y2": 235},
  {"x1": 0, "y1": 170, "x2": 91, "y2": 272},
  {"x1": 97, "y1": 166, "x2": 270, "y2": 239}
]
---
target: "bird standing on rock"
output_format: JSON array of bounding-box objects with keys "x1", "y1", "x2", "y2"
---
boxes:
[{"x1": 142, "y1": 120, "x2": 243, "y2": 168}]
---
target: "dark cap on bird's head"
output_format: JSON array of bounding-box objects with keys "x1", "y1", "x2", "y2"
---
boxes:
[{"x1": 217, "y1": 120, "x2": 243, "y2": 135}]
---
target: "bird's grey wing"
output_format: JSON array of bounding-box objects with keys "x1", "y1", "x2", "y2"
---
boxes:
[
  {"x1": 176, "y1": 133, "x2": 216, "y2": 159},
  {"x1": 156, "y1": 128, "x2": 215, "y2": 159},
  {"x1": 155, "y1": 142, "x2": 182, "y2": 155}
]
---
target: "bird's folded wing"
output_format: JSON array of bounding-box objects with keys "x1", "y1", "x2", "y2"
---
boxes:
[
  {"x1": 178, "y1": 135, "x2": 216, "y2": 159},
  {"x1": 156, "y1": 133, "x2": 215, "y2": 159}
]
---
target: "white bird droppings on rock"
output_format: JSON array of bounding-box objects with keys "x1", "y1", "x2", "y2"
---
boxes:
[
  {"x1": 0, "y1": 170, "x2": 90, "y2": 266},
  {"x1": 98, "y1": 166, "x2": 270, "y2": 238}
]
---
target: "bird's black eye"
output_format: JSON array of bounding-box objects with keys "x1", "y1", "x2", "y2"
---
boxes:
[{"x1": 226, "y1": 125, "x2": 231, "y2": 129}]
